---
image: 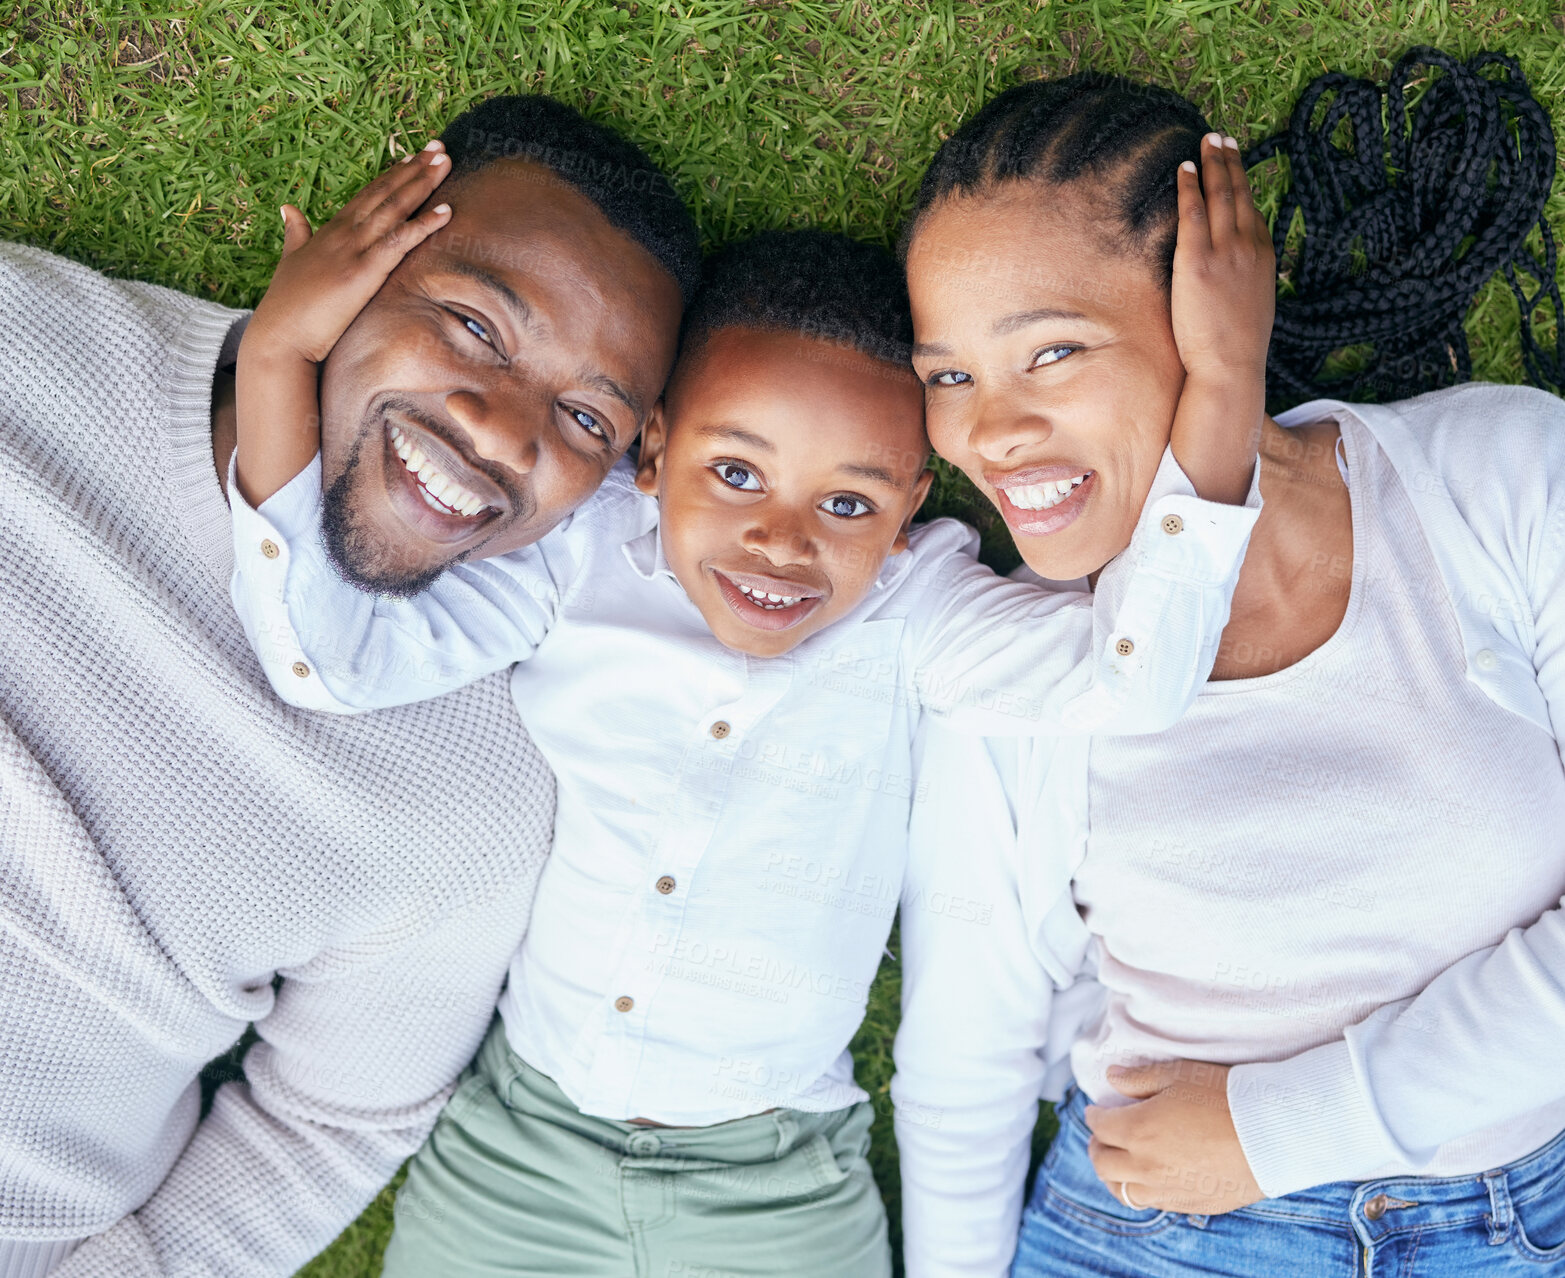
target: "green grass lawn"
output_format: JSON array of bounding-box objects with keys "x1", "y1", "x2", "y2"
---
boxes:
[{"x1": 6, "y1": 2, "x2": 1563, "y2": 1274}]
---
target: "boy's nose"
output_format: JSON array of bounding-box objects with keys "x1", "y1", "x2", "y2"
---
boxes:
[
  {"x1": 741, "y1": 512, "x2": 815, "y2": 566},
  {"x1": 443, "y1": 388, "x2": 541, "y2": 479}
]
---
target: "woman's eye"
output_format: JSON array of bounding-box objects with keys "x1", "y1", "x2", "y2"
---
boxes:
[
  {"x1": 567, "y1": 407, "x2": 606, "y2": 440},
  {"x1": 714, "y1": 462, "x2": 761, "y2": 491},
  {"x1": 927, "y1": 370, "x2": 972, "y2": 387},
  {"x1": 1032, "y1": 344, "x2": 1077, "y2": 367},
  {"x1": 822, "y1": 495, "x2": 872, "y2": 518}
]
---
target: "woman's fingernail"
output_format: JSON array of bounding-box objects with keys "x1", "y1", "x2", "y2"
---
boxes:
[
  {"x1": 423, "y1": 139, "x2": 444, "y2": 151},
  {"x1": 430, "y1": 152, "x2": 449, "y2": 167},
  {"x1": 1205, "y1": 131, "x2": 1223, "y2": 147},
  {"x1": 433, "y1": 203, "x2": 451, "y2": 216},
  {"x1": 1180, "y1": 160, "x2": 1197, "y2": 173},
  {"x1": 280, "y1": 206, "x2": 288, "y2": 225},
  {"x1": 401, "y1": 152, "x2": 415, "y2": 163},
  {"x1": 1223, "y1": 135, "x2": 1239, "y2": 150}
]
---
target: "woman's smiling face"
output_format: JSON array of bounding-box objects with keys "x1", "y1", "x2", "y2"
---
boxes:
[{"x1": 906, "y1": 182, "x2": 1185, "y2": 582}]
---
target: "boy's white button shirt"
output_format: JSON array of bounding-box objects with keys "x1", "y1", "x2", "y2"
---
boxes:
[{"x1": 230, "y1": 451, "x2": 1258, "y2": 1125}]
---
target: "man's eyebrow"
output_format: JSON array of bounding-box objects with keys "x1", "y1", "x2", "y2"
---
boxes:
[
  {"x1": 696, "y1": 424, "x2": 775, "y2": 452},
  {"x1": 584, "y1": 372, "x2": 644, "y2": 422},
  {"x1": 993, "y1": 307, "x2": 1089, "y2": 336},
  {"x1": 441, "y1": 260, "x2": 536, "y2": 331}
]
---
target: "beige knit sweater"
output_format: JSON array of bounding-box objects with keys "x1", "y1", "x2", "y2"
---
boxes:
[{"x1": 0, "y1": 242, "x2": 554, "y2": 1276}]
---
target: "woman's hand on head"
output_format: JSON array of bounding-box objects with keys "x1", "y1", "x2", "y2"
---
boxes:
[
  {"x1": 1083, "y1": 1058, "x2": 1266, "y2": 1216},
  {"x1": 246, "y1": 141, "x2": 455, "y2": 366}
]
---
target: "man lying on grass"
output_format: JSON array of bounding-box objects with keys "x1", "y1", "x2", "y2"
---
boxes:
[{"x1": 0, "y1": 95, "x2": 694, "y2": 1278}]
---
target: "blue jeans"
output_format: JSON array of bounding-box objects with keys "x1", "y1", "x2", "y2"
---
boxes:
[{"x1": 1012, "y1": 1089, "x2": 1565, "y2": 1277}]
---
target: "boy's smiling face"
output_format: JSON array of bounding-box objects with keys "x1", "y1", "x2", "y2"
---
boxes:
[{"x1": 635, "y1": 326, "x2": 932, "y2": 658}]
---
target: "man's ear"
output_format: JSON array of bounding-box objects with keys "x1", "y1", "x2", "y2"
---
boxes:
[
  {"x1": 634, "y1": 400, "x2": 667, "y2": 495},
  {"x1": 891, "y1": 468, "x2": 936, "y2": 555}
]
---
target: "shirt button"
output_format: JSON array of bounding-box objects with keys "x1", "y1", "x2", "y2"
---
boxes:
[
  {"x1": 614, "y1": 995, "x2": 634, "y2": 1013},
  {"x1": 291, "y1": 661, "x2": 311, "y2": 679},
  {"x1": 1475, "y1": 648, "x2": 1497, "y2": 671},
  {"x1": 1363, "y1": 1193, "x2": 1390, "y2": 1221},
  {"x1": 710, "y1": 720, "x2": 731, "y2": 739},
  {"x1": 1160, "y1": 514, "x2": 1184, "y2": 536},
  {"x1": 260, "y1": 539, "x2": 280, "y2": 559},
  {"x1": 655, "y1": 875, "x2": 676, "y2": 895},
  {"x1": 1114, "y1": 638, "x2": 1135, "y2": 657}
]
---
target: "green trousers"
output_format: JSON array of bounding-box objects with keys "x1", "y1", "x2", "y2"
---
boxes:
[{"x1": 379, "y1": 1018, "x2": 892, "y2": 1277}]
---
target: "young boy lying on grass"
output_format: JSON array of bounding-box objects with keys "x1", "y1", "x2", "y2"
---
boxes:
[{"x1": 225, "y1": 137, "x2": 1268, "y2": 1276}]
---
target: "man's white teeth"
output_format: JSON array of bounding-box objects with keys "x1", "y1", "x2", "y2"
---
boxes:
[
  {"x1": 737, "y1": 583, "x2": 804, "y2": 609},
  {"x1": 1007, "y1": 473, "x2": 1088, "y2": 511},
  {"x1": 388, "y1": 424, "x2": 489, "y2": 518}
]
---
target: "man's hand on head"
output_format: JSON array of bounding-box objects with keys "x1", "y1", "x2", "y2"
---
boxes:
[
  {"x1": 1083, "y1": 1059, "x2": 1266, "y2": 1216},
  {"x1": 234, "y1": 141, "x2": 455, "y2": 508}
]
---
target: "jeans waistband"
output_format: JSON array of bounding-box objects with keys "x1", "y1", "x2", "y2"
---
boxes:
[{"x1": 1059, "y1": 1087, "x2": 1565, "y2": 1238}]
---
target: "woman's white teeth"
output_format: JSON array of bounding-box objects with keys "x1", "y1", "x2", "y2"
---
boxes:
[
  {"x1": 1008, "y1": 474, "x2": 1088, "y2": 511},
  {"x1": 388, "y1": 424, "x2": 489, "y2": 518},
  {"x1": 737, "y1": 583, "x2": 804, "y2": 609}
]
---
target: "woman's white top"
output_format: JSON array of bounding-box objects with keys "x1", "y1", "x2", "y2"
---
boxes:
[{"x1": 894, "y1": 384, "x2": 1565, "y2": 1278}]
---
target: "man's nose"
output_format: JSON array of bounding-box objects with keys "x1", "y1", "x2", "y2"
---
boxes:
[
  {"x1": 443, "y1": 387, "x2": 542, "y2": 478},
  {"x1": 740, "y1": 505, "x2": 816, "y2": 568},
  {"x1": 967, "y1": 386, "x2": 1053, "y2": 463}
]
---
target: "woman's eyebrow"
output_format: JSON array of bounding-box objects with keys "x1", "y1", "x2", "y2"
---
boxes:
[{"x1": 992, "y1": 306, "x2": 1089, "y2": 335}]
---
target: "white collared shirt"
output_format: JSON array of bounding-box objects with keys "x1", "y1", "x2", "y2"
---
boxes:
[{"x1": 229, "y1": 449, "x2": 1258, "y2": 1124}]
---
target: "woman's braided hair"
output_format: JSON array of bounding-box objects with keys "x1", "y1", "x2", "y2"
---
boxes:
[
  {"x1": 906, "y1": 55, "x2": 1562, "y2": 409},
  {"x1": 1248, "y1": 47, "x2": 1562, "y2": 406}
]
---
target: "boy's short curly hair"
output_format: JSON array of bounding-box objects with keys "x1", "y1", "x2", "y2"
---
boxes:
[
  {"x1": 681, "y1": 229, "x2": 914, "y2": 368},
  {"x1": 440, "y1": 94, "x2": 701, "y2": 305}
]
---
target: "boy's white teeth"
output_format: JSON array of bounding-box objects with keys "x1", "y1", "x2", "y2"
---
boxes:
[
  {"x1": 736, "y1": 582, "x2": 804, "y2": 609},
  {"x1": 1007, "y1": 473, "x2": 1088, "y2": 511},
  {"x1": 388, "y1": 424, "x2": 488, "y2": 518}
]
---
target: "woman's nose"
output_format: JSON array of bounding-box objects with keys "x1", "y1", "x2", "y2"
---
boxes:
[
  {"x1": 966, "y1": 391, "x2": 1053, "y2": 463},
  {"x1": 444, "y1": 388, "x2": 541, "y2": 478}
]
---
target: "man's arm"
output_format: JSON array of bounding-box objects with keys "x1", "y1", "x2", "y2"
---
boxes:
[{"x1": 49, "y1": 866, "x2": 541, "y2": 1278}]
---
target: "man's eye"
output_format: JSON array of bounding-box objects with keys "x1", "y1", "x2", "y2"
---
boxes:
[
  {"x1": 714, "y1": 462, "x2": 761, "y2": 491},
  {"x1": 927, "y1": 370, "x2": 972, "y2": 387},
  {"x1": 567, "y1": 407, "x2": 606, "y2": 440},
  {"x1": 449, "y1": 310, "x2": 494, "y2": 346},
  {"x1": 1032, "y1": 345, "x2": 1077, "y2": 367},
  {"x1": 822, "y1": 495, "x2": 872, "y2": 518}
]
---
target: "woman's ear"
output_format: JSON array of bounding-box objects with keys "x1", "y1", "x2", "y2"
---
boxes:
[
  {"x1": 634, "y1": 401, "x2": 667, "y2": 495},
  {"x1": 891, "y1": 468, "x2": 936, "y2": 554}
]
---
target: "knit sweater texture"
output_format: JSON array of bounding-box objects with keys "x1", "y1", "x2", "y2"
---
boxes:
[{"x1": 0, "y1": 242, "x2": 554, "y2": 1276}]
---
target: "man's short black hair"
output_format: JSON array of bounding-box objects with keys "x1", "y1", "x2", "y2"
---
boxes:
[
  {"x1": 681, "y1": 229, "x2": 913, "y2": 368},
  {"x1": 440, "y1": 94, "x2": 701, "y2": 305}
]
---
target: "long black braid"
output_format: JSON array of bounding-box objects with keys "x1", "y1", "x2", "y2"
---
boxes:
[{"x1": 1249, "y1": 47, "x2": 1563, "y2": 406}]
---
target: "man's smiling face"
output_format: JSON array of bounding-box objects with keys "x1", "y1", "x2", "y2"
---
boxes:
[{"x1": 317, "y1": 157, "x2": 684, "y2": 594}]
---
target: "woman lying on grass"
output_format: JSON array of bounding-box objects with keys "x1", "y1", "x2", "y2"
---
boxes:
[{"x1": 894, "y1": 66, "x2": 1565, "y2": 1278}]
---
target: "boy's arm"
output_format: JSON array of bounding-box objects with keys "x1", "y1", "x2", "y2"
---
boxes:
[
  {"x1": 234, "y1": 141, "x2": 452, "y2": 507},
  {"x1": 910, "y1": 137, "x2": 1271, "y2": 737}
]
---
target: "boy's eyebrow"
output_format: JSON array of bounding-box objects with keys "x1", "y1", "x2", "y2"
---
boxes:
[
  {"x1": 837, "y1": 462, "x2": 900, "y2": 488},
  {"x1": 697, "y1": 425, "x2": 775, "y2": 452}
]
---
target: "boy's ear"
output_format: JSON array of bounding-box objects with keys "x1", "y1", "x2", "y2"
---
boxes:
[
  {"x1": 891, "y1": 468, "x2": 935, "y2": 555},
  {"x1": 634, "y1": 400, "x2": 667, "y2": 495}
]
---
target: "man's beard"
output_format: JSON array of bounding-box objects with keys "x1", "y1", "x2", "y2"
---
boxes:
[{"x1": 320, "y1": 435, "x2": 450, "y2": 598}]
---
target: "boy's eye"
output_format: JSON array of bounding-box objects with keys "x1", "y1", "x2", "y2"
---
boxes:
[
  {"x1": 714, "y1": 462, "x2": 761, "y2": 491},
  {"x1": 927, "y1": 370, "x2": 972, "y2": 388},
  {"x1": 822, "y1": 495, "x2": 872, "y2": 518},
  {"x1": 566, "y1": 407, "x2": 606, "y2": 440},
  {"x1": 1031, "y1": 344, "x2": 1077, "y2": 368}
]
